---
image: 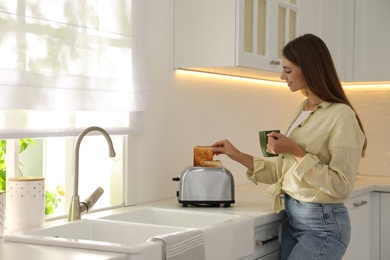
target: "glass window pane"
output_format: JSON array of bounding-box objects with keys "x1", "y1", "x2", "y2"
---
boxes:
[
  {"x1": 278, "y1": 6, "x2": 286, "y2": 59},
  {"x1": 257, "y1": 0, "x2": 266, "y2": 55},
  {"x1": 15, "y1": 135, "x2": 125, "y2": 217},
  {"x1": 289, "y1": 10, "x2": 296, "y2": 42},
  {"x1": 244, "y1": 0, "x2": 254, "y2": 53}
]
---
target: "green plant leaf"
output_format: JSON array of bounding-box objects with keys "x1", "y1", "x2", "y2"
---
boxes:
[
  {"x1": 45, "y1": 189, "x2": 59, "y2": 215},
  {"x1": 19, "y1": 139, "x2": 35, "y2": 154}
]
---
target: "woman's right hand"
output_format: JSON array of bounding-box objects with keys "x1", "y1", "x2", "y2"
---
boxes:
[
  {"x1": 211, "y1": 140, "x2": 254, "y2": 171},
  {"x1": 211, "y1": 139, "x2": 240, "y2": 160}
]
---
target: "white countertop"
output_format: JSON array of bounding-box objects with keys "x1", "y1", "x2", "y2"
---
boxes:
[{"x1": 1, "y1": 175, "x2": 389, "y2": 260}]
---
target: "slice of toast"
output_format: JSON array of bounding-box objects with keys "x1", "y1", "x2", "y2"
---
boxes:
[
  {"x1": 193, "y1": 146, "x2": 213, "y2": 166},
  {"x1": 200, "y1": 160, "x2": 222, "y2": 167}
]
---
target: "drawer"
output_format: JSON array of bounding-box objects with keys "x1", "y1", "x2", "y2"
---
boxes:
[
  {"x1": 344, "y1": 193, "x2": 371, "y2": 211},
  {"x1": 253, "y1": 221, "x2": 282, "y2": 259}
]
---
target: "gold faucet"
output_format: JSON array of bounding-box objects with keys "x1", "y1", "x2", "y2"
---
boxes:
[{"x1": 68, "y1": 126, "x2": 116, "y2": 221}]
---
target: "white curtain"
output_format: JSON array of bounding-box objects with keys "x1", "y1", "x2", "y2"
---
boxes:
[{"x1": 0, "y1": 0, "x2": 148, "y2": 137}]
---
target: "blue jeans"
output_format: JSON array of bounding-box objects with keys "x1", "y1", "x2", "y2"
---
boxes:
[{"x1": 281, "y1": 194, "x2": 351, "y2": 260}]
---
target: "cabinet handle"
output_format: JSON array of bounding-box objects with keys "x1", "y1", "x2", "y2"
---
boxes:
[
  {"x1": 353, "y1": 200, "x2": 367, "y2": 207},
  {"x1": 256, "y1": 236, "x2": 278, "y2": 246},
  {"x1": 270, "y1": 60, "x2": 280, "y2": 66}
]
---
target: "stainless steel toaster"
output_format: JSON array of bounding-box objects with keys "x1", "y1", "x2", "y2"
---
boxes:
[{"x1": 172, "y1": 166, "x2": 235, "y2": 207}]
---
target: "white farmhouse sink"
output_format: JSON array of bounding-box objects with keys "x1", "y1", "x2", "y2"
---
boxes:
[
  {"x1": 5, "y1": 208, "x2": 254, "y2": 260},
  {"x1": 5, "y1": 219, "x2": 186, "y2": 258},
  {"x1": 99, "y1": 207, "x2": 240, "y2": 227},
  {"x1": 98, "y1": 207, "x2": 254, "y2": 259}
]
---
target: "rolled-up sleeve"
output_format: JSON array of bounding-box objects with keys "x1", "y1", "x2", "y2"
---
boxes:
[{"x1": 246, "y1": 157, "x2": 279, "y2": 185}]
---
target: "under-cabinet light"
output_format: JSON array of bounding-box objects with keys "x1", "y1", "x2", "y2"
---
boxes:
[
  {"x1": 175, "y1": 69, "x2": 286, "y2": 87},
  {"x1": 342, "y1": 82, "x2": 390, "y2": 90},
  {"x1": 176, "y1": 69, "x2": 390, "y2": 90}
]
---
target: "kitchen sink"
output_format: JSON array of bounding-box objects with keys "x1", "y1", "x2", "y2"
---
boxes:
[
  {"x1": 98, "y1": 207, "x2": 253, "y2": 259},
  {"x1": 5, "y1": 219, "x2": 186, "y2": 257},
  {"x1": 99, "y1": 207, "x2": 241, "y2": 227},
  {"x1": 5, "y1": 207, "x2": 253, "y2": 260}
]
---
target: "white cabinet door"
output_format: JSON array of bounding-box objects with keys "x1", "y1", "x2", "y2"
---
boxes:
[
  {"x1": 237, "y1": 0, "x2": 278, "y2": 71},
  {"x1": 298, "y1": 0, "x2": 354, "y2": 82},
  {"x1": 174, "y1": 0, "x2": 236, "y2": 69},
  {"x1": 380, "y1": 193, "x2": 390, "y2": 260},
  {"x1": 343, "y1": 193, "x2": 372, "y2": 260},
  {"x1": 353, "y1": 0, "x2": 390, "y2": 82},
  {"x1": 238, "y1": 0, "x2": 298, "y2": 72}
]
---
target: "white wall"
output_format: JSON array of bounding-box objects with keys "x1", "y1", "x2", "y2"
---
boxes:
[
  {"x1": 346, "y1": 89, "x2": 390, "y2": 177},
  {"x1": 135, "y1": 0, "x2": 390, "y2": 204},
  {"x1": 134, "y1": 0, "x2": 303, "y2": 204}
]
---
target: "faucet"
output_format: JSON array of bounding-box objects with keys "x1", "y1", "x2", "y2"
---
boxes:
[{"x1": 68, "y1": 126, "x2": 116, "y2": 221}]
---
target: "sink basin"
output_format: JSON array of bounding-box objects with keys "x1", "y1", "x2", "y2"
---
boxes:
[
  {"x1": 99, "y1": 207, "x2": 240, "y2": 227},
  {"x1": 98, "y1": 208, "x2": 253, "y2": 259},
  {"x1": 5, "y1": 219, "x2": 186, "y2": 256},
  {"x1": 5, "y1": 208, "x2": 253, "y2": 260}
]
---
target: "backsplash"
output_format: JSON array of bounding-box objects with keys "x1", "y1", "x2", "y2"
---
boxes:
[{"x1": 346, "y1": 88, "x2": 390, "y2": 176}]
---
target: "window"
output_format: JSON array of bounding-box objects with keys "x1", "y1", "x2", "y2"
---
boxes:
[
  {"x1": 17, "y1": 135, "x2": 125, "y2": 217},
  {"x1": 0, "y1": 0, "x2": 147, "y2": 217}
]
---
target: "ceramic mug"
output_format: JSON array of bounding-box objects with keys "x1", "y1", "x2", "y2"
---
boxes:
[{"x1": 259, "y1": 130, "x2": 280, "y2": 157}]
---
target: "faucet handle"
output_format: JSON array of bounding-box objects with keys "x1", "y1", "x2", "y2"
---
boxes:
[{"x1": 80, "y1": 187, "x2": 104, "y2": 215}]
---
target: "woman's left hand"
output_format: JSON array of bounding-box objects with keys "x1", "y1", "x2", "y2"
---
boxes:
[{"x1": 267, "y1": 132, "x2": 307, "y2": 160}]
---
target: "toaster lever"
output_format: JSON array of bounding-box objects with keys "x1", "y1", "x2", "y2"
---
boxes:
[{"x1": 172, "y1": 177, "x2": 180, "y2": 182}]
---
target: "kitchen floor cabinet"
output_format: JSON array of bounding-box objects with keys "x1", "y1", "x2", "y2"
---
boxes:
[
  {"x1": 242, "y1": 220, "x2": 282, "y2": 260},
  {"x1": 380, "y1": 192, "x2": 390, "y2": 260},
  {"x1": 343, "y1": 193, "x2": 373, "y2": 260},
  {"x1": 174, "y1": 0, "x2": 300, "y2": 81}
]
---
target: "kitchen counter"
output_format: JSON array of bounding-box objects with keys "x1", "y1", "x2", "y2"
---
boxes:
[{"x1": 1, "y1": 175, "x2": 390, "y2": 260}]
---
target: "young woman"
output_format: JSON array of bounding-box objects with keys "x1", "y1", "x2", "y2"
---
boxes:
[{"x1": 211, "y1": 34, "x2": 367, "y2": 260}]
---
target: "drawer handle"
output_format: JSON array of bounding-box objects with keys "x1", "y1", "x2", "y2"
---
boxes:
[
  {"x1": 256, "y1": 236, "x2": 278, "y2": 246},
  {"x1": 353, "y1": 200, "x2": 367, "y2": 207}
]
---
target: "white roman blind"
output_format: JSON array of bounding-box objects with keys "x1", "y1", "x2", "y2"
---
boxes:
[{"x1": 0, "y1": 0, "x2": 148, "y2": 138}]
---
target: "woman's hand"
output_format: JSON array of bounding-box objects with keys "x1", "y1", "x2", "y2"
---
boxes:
[
  {"x1": 211, "y1": 140, "x2": 254, "y2": 171},
  {"x1": 211, "y1": 140, "x2": 240, "y2": 159},
  {"x1": 267, "y1": 132, "x2": 306, "y2": 161}
]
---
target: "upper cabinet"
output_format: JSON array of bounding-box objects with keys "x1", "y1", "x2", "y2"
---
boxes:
[
  {"x1": 352, "y1": 0, "x2": 390, "y2": 82},
  {"x1": 302, "y1": 0, "x2": 390, "y2": 82},
  {"x1": 297, "y1": 0, "x2": 354, "y2": 82},
  {"x1": 174, "y1": 0, "x2": 300, "y2": 81},
  {"x1": 174, "y1": 0, "x2": 390, "y2": 82}
]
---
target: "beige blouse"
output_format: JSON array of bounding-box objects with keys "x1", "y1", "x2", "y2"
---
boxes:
[{"x1": 246, "y1": 100, "x2": 366, "y2": 213}]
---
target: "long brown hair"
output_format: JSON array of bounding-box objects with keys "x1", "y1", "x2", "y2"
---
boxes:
[{"x1": 282, "y1": 33, "x2": 367, "y2": 153}]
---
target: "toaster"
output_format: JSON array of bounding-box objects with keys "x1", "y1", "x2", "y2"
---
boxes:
[{"x1": 172, "y1": 166, "x2": 235, "y2": 207}]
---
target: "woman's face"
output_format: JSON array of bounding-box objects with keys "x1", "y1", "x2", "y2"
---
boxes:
[{"x1": 280, "y1": 57, "x2": 308, "y2": 92}]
